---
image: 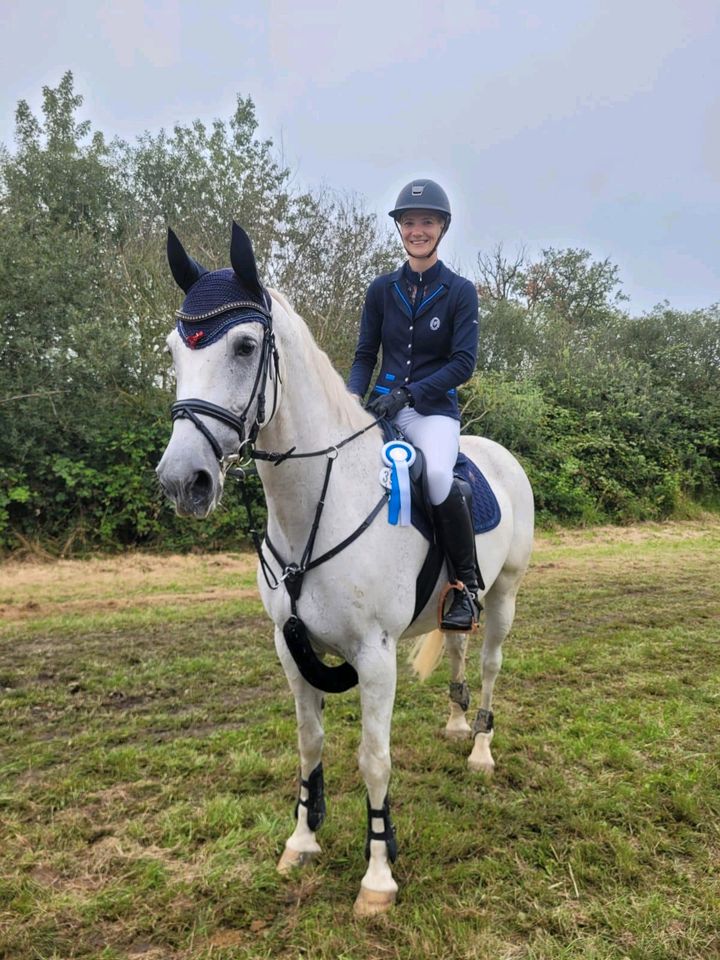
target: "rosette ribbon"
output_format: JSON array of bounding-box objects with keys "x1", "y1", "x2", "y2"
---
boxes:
[{"x1": 381, "y1": 441, "x2": 416, "y2": 526}]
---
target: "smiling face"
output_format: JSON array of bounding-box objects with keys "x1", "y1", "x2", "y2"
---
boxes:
[{"x1": 398, "y1": 210, "x2": 446, "y2": 267}]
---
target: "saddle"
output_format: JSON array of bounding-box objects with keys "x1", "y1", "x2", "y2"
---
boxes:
[{"x1": 378, "y1": 421, "x2": 501, "y2": 623}]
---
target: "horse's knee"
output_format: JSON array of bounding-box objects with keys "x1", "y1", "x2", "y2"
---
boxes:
[
  {"x1": 481, "y1": 647, "x2": 503, "y2": 675},
  {"x1": 358, "y1": 742, "x2": 391, "y2": 785}
]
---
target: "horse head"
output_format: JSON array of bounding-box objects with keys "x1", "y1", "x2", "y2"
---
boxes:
[{"x1": 156, "y1": 223, "x2": 278, "y2": 517}]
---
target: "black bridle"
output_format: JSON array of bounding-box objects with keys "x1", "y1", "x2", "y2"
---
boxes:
[
  {"x1": 166, "y1": 292, "x2": 388, "y2": 694},
  {"x1": 170, "y1": 297, "x2": 280, "y2": 469}
]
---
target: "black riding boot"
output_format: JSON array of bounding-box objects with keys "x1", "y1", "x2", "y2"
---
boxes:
[{"x1": 434, "y1": 482, "x2": 480, "y2": 631}]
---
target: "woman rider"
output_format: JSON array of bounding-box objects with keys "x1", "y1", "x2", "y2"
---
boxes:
[{"x1": 347, "y1": 179, "x2": 480, "y2": 631}]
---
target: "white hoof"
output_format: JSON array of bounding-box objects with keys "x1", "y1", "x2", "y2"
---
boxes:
[
  {"x1": 444, "y1": 723, "x2": 472, "y2": 740},
  {"x1": 467, "y1": 754, "x2": 495, "y2": 775},
  {"x1": 353, "y1": 885, "x2": 397, "y2": 917},
  {"x1": 468, "y1": 731, "x2": 495, "y2": 774},
  {"x1": 277, "y1": 846, "x2": 319, "y2": 874}
]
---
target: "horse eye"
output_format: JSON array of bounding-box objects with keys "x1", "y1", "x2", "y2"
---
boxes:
[{"x1": 234, "y1": 337, "x2": 257, "y2": 357}]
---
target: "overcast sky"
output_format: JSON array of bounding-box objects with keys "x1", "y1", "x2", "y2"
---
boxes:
[{"x1": 2, "y1": 0, "x2": 719, "y2": 313}]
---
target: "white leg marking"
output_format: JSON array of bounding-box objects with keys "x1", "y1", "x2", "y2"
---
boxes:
[
  {"x1": 354, "y1": 633, "x2": 398, "y2": 916},
  {"x1": 444, "y1": 632, "x2": 472, "y2": 739},
  {"x1": 468, "y1": 576, "x2": 518, "y2": 774},
  {"x1": 274, "y1": 628, "x2": 325, "y2": 873},
  {"x1": 468, "y1": 729, "x2": 496, "y2": 775}
]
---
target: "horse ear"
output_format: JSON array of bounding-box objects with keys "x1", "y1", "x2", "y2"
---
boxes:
[
  {"x1": 230, "y1": 221, "x2": 264, "y2": 300},
  {"x1": 167, "y1": 228, "x2": 208, "y2": 293}
]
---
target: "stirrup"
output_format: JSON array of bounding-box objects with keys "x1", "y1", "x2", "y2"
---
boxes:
[{"x1": 437, "y1": 580, "x2": 479, "y2": 632}]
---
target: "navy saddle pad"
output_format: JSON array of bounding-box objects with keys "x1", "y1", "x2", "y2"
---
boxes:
[
  {"x1": 378, "y1": 421, "x2": 501, "y2": 540},
  {"x1": 454, "y1": 452, "x2": 502, "y2": 534},
  {"x1": 409, "y1": 452, "x2": 501, "y2": 542},
  {"x1": 410, "y1": 451, "x2": 500, "y2": 541}
]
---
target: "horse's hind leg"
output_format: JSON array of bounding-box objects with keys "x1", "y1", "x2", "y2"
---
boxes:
[
  {"x1": 444, "y1": 632, "x2": 473, "y2": 739},
  {"x1": 468, "y1": 572, "x2": 520, "y2": 774},
  {"x1": 274, "y1": 627, "x2": 326, "y2": 873}
]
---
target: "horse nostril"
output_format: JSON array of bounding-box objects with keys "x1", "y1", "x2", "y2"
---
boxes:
[{"x1": 189, "y1": 470, "x2": 213, "y2": 504}]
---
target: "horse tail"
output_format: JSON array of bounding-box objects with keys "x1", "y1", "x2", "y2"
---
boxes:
[{"x1": 408, "y1": 630, "x2": 445, "y2": 681}]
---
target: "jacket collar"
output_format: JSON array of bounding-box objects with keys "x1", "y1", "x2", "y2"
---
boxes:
[
  {"x1": 388, "y1": 260, "x2": 453, "y2": 319},
  {"x1": 387, "y1": 259, "x2": 453, "y2": 286}
]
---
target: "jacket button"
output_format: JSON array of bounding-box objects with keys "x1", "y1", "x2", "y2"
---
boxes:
[
  {"x1": 406, "y1": 360, "x2": 411, "y2": 365},
  {"x1": 404, "y1": 377, "x2": 409, "y2": 382},
  {"x1": 407, "y1": 343, "x2": 411, "y2": 348},
  {"x1": 409, "y1": 325, "x2": 413, "y2": 330}
]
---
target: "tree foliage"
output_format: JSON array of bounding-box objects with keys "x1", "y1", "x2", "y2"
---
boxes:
[
  {"x1": 0, "y1": 73, "x2": 396, "y2": 551},
  {"x1": 468, "y1": 247, "x2": 719, "y2": 523},
  {"x1": 0, "y1": 73, "x2": 717, "y2": 551}
]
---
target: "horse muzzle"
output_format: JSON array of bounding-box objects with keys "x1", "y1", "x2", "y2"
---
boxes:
[{"x1": 156, "y1": 454, "x2": 221, "y2": 519}]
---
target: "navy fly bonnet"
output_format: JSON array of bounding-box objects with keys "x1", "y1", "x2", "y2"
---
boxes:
[
  {"x1": 167, "y1": 222, "x2": 272, "y2": 350},
  {"x1": 176, "y1": 268, "x2": 271, "y2": 349},
  {"x1": 167, "y1": 223, "x2": 279, "y2": 453}
]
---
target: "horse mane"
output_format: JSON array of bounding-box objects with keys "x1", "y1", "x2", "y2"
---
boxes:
[{"x1": 268, "y1": 288, "x2": 373, "y2": 432}]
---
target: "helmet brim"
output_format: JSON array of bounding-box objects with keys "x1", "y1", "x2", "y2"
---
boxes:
[{"x1": 389, "y1": 205, "x2": 452, "y2": 221}]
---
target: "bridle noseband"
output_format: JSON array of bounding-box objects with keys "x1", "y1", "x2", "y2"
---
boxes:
[{"x1": 170, "y1": 295, "x2": 280, "y2": 472}]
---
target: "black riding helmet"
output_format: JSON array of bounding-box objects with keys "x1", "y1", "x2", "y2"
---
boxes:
[
  {"x1": 389, "y1": 179, "x2": 452, "y2": 224},
  {"x1": 389, "y1": 179, "x2": 451, "y2": 260}
]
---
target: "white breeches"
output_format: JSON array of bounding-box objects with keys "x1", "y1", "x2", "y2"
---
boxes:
[{"x1": 393, "y1": 409, "x2": 461, "y2": 505}]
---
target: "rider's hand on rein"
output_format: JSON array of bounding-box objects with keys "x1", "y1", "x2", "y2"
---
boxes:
[{"x1": 366, "y1": 387, "x2": 414, "y2": 419}]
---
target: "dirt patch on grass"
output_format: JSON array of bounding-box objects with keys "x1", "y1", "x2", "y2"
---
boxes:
[
  {"x1": 0, "y1": 552, "x2": 261, "y2": 631},
  {"x1": 0, "y1": 585, "x2": 258, "y2": 624},
  {"x1": 0, "y1": 552, "x2": 256, "y2": 601},
  {"x1": 537, "y1": 516, "x2": 720, "y2": 549},
  {"x1": 1, "y1": 550, "x2": 255, "y2": 583}
]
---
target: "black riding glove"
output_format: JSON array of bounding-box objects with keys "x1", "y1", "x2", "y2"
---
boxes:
[{"x1": 366, "y1": 386, "x2": 414, "y2": 419}]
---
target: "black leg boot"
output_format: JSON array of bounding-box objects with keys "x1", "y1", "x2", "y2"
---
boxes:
[{"x1": 433, "y1": 482, "x2": 480, "y2": 631}]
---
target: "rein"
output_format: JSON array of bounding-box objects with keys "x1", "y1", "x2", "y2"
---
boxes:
[
  {"x1": 252, "y1": 417, "x2": 381, "y2": 466},
  {"x1": 233, "y1": 424, "x2": 388, "y2": 603}
]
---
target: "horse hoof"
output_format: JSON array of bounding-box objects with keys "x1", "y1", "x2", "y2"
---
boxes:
[
  {"x1": 277, "y1": 847, "x2": 318, "y2": 874},
  {"x1": 444, "y1": 724, "x2": 472, "y2": 740},
  {"x1": 353, "y1": 886, "x2": 396, "y2": 917},
  {"x1": 467, "y1": 755, "x2": 495, "y2": 775}
]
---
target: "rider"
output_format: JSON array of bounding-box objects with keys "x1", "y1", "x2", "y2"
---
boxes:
[{"x1": 347, "y1": 179, "x2": 480, "y2": 631}]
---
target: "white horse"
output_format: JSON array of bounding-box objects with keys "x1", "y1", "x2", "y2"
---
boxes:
[{"x1": 157, "y1": 224, "x2": 534, "y2": 916}]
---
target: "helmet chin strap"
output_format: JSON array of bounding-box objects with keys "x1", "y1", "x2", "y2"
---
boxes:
[{"x1": 395, "y1": 217, "x2": 449, "y2": 263}]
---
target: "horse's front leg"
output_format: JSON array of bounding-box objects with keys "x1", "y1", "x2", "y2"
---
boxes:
[
  {"x1": 354, "y1": 630, "x2": 398, "y2": 917},
  {"x1": 274, "y1": 627, "x2": 326, "y2": 873}
]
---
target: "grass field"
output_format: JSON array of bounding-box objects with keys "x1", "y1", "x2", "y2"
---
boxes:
[{"x1": 1, "y1": 521, "x2": 719, "y2": 960}]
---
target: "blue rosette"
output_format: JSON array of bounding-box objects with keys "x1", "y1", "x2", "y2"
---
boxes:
[{"x1": 381, "y1": 441, "x2": 416, "y2": 526}]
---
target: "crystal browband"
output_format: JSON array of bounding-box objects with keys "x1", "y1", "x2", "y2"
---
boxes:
[{"x1": 175, "y1": 299, "x2": 271, "y2": 323}]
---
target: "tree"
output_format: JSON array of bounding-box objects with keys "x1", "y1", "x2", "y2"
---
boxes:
[
  {"x1": 476, "y1": 242, "x2": 527, "y2": 303},
  {"x1": 521, "y1": 247, "x2": 627, "y2": 327},
  {"x1": 0, "y1": 74, "x2": 398, "y2": 550},
  {"x1": 273, "y1": 189, "x2": 398, "y2": 372}
]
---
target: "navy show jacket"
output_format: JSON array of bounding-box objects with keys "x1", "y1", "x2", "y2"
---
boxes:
[{"x1": 347, "y1": 260, "x2": 479, "y2": 420}]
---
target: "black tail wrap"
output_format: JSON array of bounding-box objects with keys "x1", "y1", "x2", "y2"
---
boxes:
[
  {"x1": 294, "y1": 762, "x2": 326, "y2": 832},
  {"x1": 365, "y1": 794, "x2": 398, "y2": 864},
  {"x1": 283, "y1": 616, "x2": 359, "y2": 694}
]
